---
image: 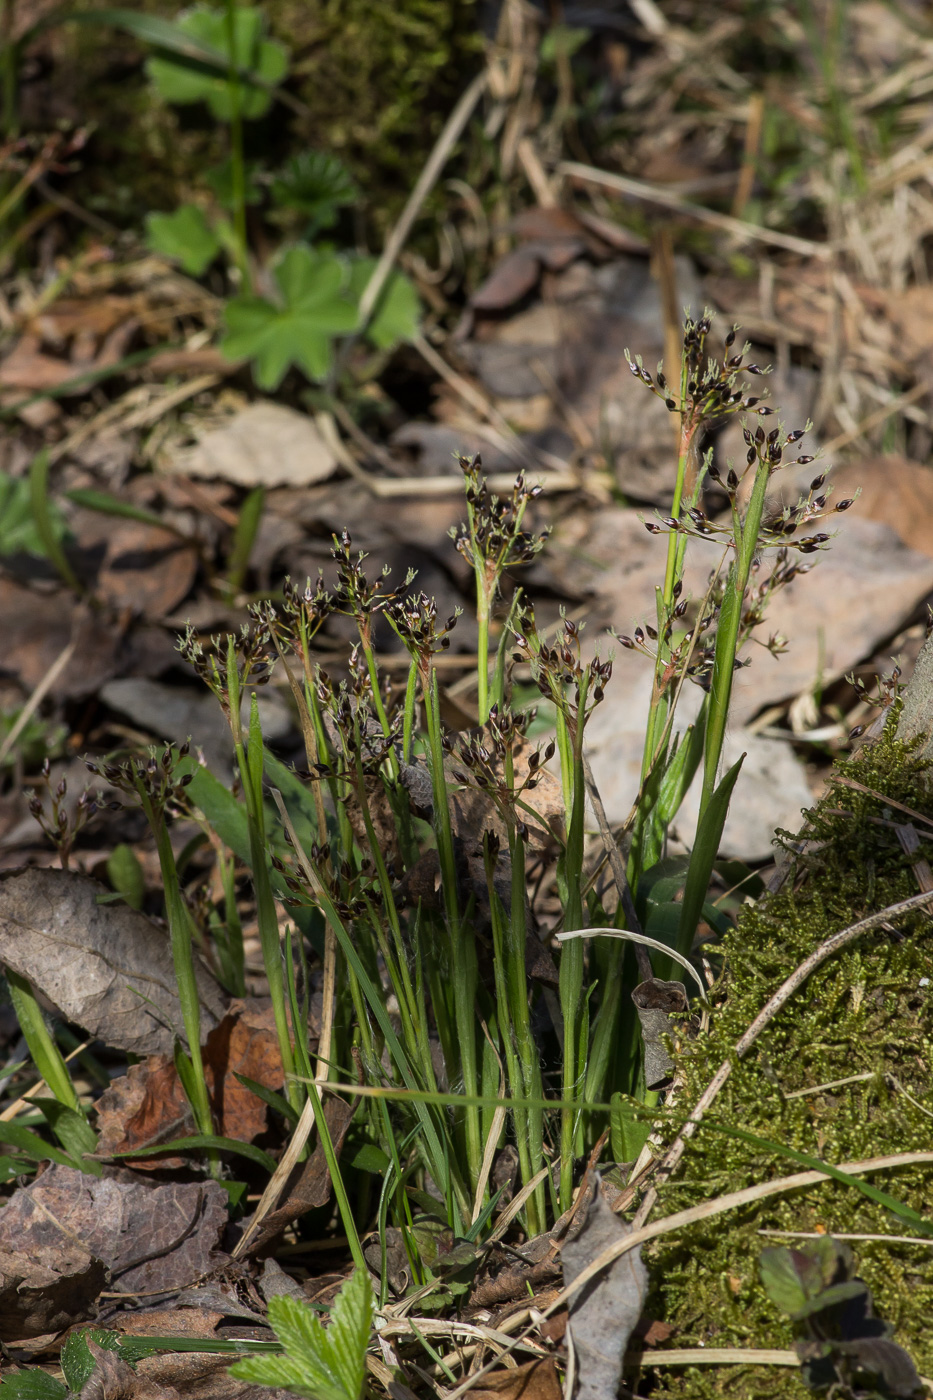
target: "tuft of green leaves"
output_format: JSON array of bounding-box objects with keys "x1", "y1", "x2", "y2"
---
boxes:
[
  {"x1": 229, "y1": 1267, "x2": 373, "y2": 1400},
  {"x1": 760, "y1": 1238, "x2": 923, "y2": 1398}
]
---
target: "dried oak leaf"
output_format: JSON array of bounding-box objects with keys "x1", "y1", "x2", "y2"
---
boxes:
[
  {"x1": 0, "y1": 867, "x2": 226, "y2": 1056},
  {"x1": 0, "y1": 1164, "x2": 230, "y2": 1296},
  {"x1": 561, "y1": 1179, "x2": 647, "y2": 1400}
]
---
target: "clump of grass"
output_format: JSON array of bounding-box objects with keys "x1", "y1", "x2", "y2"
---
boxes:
[{"x1": 15, "y1": 313, "x2": 850, "y2": 1282}]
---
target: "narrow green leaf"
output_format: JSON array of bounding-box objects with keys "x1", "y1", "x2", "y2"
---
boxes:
[
  {"x1": 28, "y1": 450, "x2": 81, "y2": 594},
  {"x1": 0, "y1": 1120, "x2": 79, "y2": 1168},
  {"x1": 676, "y1": 754, "x2": 744, "y2": 960},
  {"x1": 33, "y1": 1100, "x2": 100, "y2": 1176},
  {"x1": 109, "y1": 1134, "x2": 277, "y2": 1173},
  {"x1": 106, "y1": 843, "x2": 146, "y2": 912},
  {"x1": 232, "y1": 1073, "x2": 298, "y2": 1125}
]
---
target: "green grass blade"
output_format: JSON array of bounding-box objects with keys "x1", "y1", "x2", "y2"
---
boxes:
[
  {"x1": 676, "y1": 754, "x2": 744, "y2": 962},
  {"x1": 108, "y1": 1134, "x2": 278, "y2": 1172},
  {"x1": 28, "y1": 450, "x2": 81, "y2": 594}
]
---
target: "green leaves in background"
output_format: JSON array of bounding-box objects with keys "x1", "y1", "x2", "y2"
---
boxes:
[
  {"x1": 0, "y1": 472, "x2": 68, "y2": 558},
  {"x1": 145, "y1": 204, "x2": 221, "y2": 275},
  {"x1": 221, "y1": 245, "x2": 420, "y2": 389},
  {"x1": 230, "y1": 1267, "x2": 373, "y2": 1400},
  {"x1": 146, "y1": 5, "x2": 288, "y2": 120},
  {"x1": 272, "y1": 152, "x2": 359, "y2": 233}
]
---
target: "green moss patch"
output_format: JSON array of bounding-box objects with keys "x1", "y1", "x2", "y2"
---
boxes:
[{"x1": 646, "y1": 725, "x2": 933, "y2": 1397}]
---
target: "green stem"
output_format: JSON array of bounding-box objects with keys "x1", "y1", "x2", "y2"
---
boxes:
[
  {"x1": 423, "y1": 663, "x2": 481, "y2": 1192},
  {"x1": 140, "y1": 788, "x2": 214, "y2": 1143},
  {"x1": 699, "y1": 456, "x2": 770, "y2": 815},
  {"x1": 222, "y1": 0, "x2": 249, "y2": 287}
]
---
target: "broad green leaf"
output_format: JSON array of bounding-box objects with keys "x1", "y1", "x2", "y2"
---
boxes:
[
  {"x1": 347, "y1": 257, "x2": 420, "y2": 350},
  {"x1": 145, "y1": 205, "x2": 222, "y2": 275},
  {"x1": 61, "y1": 1330, "x2": 123, "y2": 1392},
  {"x1": 318, "y1": 1267, "x2": 372, "y2": 1399},
  {"x1": 345, "y1": 1142, "x2": 391, "y2": 1174},
  {"x1": 0, "y1": 1371, "x2": 68, "y2": 1400},
  {"x1": 231, "y1": 1275, "x2": 372, "y2": 1400},
  {"x1": 205, "y1": 157, "x2": 264, "y2": 210},
  {"x1": 759, "y1": 1246, "x2": 809, "y2": 1316},
  {"x1": 221, "y1": 245, "x2": 358, "y2": 389},
  {"x1": 146, "y1": 5, "x2": 288, "y2": 120},
  {"x1": 791, "y1": 1279, "x2": 867, "y2": 1321}
]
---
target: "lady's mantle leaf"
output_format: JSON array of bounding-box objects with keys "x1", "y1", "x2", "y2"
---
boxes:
[
  {"x1": 346, "y1": 258, "x2": 421, "y2": 350},
  {"x1": 221, "y1": 246, "x2": 358, "y2": 390},
  {"x1": 146, "y1": 205, "x2": 221, "y2": 275},
  {"x1": 147, "y1": 5, "x2": 288, "y2": 121}
]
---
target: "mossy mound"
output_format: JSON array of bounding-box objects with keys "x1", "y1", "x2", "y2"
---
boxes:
[{"x1": 646, "y1": 724, "x2": 933, "y2": 1397}]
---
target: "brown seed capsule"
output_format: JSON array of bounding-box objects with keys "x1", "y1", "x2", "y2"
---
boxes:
[{"x1": 836, "y1": 498, "x2": 854, "y2": 511}]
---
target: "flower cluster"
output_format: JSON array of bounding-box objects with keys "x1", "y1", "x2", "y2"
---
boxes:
[
  {"x1": 644, "y1": 428, "x2": 854, "y2": 555},
  {"x1": 513, "y1": 613, "x2": 612, "y2": 736},
  {"x1": 85, "y1": 742, "x2": 194, "y2": 817},
  {"x1": 26, "y1": 759, "x2": 100, "y2": 869},
  {"x1": 626, "y1": 315, "x2": 772, "y2": 435},
  {"x1": 450, "y1": 456, "x2": 548, "y2": 581}
]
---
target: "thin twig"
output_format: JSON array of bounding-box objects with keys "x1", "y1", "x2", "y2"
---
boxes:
[
  {"x1": 630, "y1": 888, "x2": 933, "y2": 1229},
  {"x1": 0, "y1": 640, "x2": 75, "y2": 768},
  {"x1": 558, "y1": 160, "x2": 833, "y2": 259},
  {"x1": 353, "y1": 70, "x2": 489, "y2": 338}
]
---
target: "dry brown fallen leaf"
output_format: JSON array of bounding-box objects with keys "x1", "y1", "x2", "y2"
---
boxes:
[
  {"x1": 467, "y1": 1358, "x2": 563, "y2": 1400},
  {"x1": 0, "y1": 1164, "x2": 230, "y2": 1297},
  {"x1": 96, "y1": 1000, "x2": 285, "y2": 1166},
  {"x1": 0, "y1": 1242, "x2": 108, "y2": 1342},
  {"x1": 561, "y1": 1179, "x2": 648, "y2": 1400},
  {"x1": 79, "y1": 1341, "x2": 180, "y2": 1400},
  {"x1": 73, "y1": 515, "x2": 199, "y2": 618},
  {"x1": 166, "y1": 402, "x2": 337, "y2": 488},
  {"x1": 0, "y1": 867, "x2": 227, "y2": 1056}
]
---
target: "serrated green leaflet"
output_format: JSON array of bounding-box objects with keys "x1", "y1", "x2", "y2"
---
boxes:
[
  {"x1": 230, "y1": 1270, "x2": 372, "y2": 1400},
  {"x1": 346, "y1": 258, "x2": 420, "y2": 349}
]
